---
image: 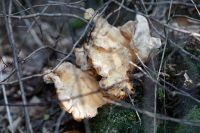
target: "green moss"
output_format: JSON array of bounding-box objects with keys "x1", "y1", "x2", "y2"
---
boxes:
[
  {"x1": 176, "y1": 106, "x2": 200, "y2": 133},
  {"x1": 95, "y1": 0, "x2": 103, "y2": 4},
  {"x1": 157, "y1": 88, "x2": 165, "y2": 102},
  {"x1": 166, "y1": 45, "x2": 200, "y2": 87},
  {"x1": 43, "y1": 114, "x2": 50, "y2": 121},
  {"x1": 69, "y1": 18, "x2": 85, "y2": 29},
  {"x1": 186, "y1": 106, "x2": 200, "y2": 120},
  {"x1": 89, "y1": 104, "x2": 143, "y2": 133},
  {"x1": 177, "y1": 46, "x2": 200, "y2": 85}
]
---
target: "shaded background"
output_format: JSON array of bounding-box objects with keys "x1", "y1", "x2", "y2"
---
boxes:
[{"x1": 0, "y1": 0, "x2": 200, "y2": 133}]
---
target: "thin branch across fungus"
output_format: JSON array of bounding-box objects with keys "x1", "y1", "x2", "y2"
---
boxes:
[
  {"x1": 112, "y1": 0, "x2": 200, "y2": 62},
  {"x1": 113, "y1": 0, "x2": 200, "y2": 38},
  {"x1": 0, "y1": 46, "x2": 67, "y2": 83},
  {"x1": 52, "y1": 0, "x2": 112, "y2": 71},
  {"x1": 1, "y1": 64, "x2": 199, "y2": 108},
  {"x1": 0, "y1": 1, "x2": 198, "y2": 107},
  {"x1": 0, "y1": 0, "x2": 200, "y2": 132},
  {"x1": 0, "y1": 92, "x2": 200, "y2": 128},
  {"x1": 129, "y1": 61, "x2": 200, "y2": 103}
]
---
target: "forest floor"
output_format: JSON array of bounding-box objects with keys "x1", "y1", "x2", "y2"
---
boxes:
[{"x1": 0, "y1": 0, "x2": 200, "y2": 133}]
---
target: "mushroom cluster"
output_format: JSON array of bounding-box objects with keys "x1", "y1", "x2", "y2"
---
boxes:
[{"x1": 43, "y1": 8, "x2": 161, "y2": 121}]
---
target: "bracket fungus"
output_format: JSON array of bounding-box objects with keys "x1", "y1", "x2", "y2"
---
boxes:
[
  {"x1": 43, "y1": 8, "x2": 161, "y2": 121},
  {"x1": 83, "y1": 17, "x2": 137, "y2": 99},
  {"x1": 43, "y1": 62, "x2": 106, "y2": 121},
  {"x1": 132, "y1": 15, "x2": 161, "y2": 61}
]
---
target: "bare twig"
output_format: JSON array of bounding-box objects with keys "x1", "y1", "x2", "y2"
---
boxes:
[
  {"x1": 0, "y1": 2, "x2": 86, "y2": 16},
  {"x1": 190, "y1": 0, "x2": 200, "y2": 16},
  {"x1": 172, "y1": 14, "x2": 200, "y2": 23},
  {"x1": 1, "y1": 1, "x2": 200, "y2": 132},
  {"x1": 2, "y1": 0, "x2": 33, "y2": 133},
  {"x1": 112, "y1": 0, "x2": 200, "y2": 38},
  {"x1": 129, "y1": 61, "x2": 200, "y2": 103},
  {"x1": 1, "y1": 90, "x2": 200, "y2": 128},
  {"x1": 106, "y1": 0, "x2": 124, "y2": 25},
  {"x1": 112, "y1": 0, "x2": 200, "y2": 62},
  {"x1": 0, "y1": 72, "x2": 14, "y2": 133},
  {"x1": 2, "y1": 13, "x2": 87, "y2": 23},
  {"x1": 141, "y1": 1, "x2": 200, "y2": 7},
  {"x1": 52, "y1": 0, "x2": 112, "y2": 71},
  {"x1": 54, "y1": 110, "x2": 65, "y2": 133},
  {"x1": 153, "y1": 0, "x2": 173, "y2": 131},
  {"x1": 109, "y1": 99, "x2": 200, "y2": 127},
  {"x1": 125, "y1": 88, "x2": 142, "y2": 125},
  {"x1": 0, "y1": 45, "x2": 68, "y2": 83},
  {"x1": 14, "y1": 0, "x2": 44, "y2": 47}
]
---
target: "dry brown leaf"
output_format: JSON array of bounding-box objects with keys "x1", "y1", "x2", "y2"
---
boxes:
[
  {"x1": 43, "y1": 62, "x2": 106, "y2": 121},
  {"x1": 170, "y1": 17, "x2": 200, "y2": 34}
]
